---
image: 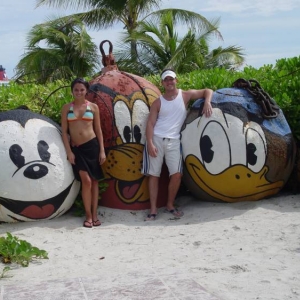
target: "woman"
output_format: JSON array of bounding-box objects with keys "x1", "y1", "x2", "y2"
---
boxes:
[{"x1": 61, "y1": 78, "x2": 106, "y2": 228}]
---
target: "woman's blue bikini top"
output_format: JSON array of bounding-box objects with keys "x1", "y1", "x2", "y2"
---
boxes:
[{"x1": 67, "y1": 101, "x2": 94, "y2": 122}]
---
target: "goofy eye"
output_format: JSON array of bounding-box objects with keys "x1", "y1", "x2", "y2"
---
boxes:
[
  {"x1": 132, "y1": 100, "x2": 149, "y2": 144},
  {"x1": 123, "y1": 126, "x2": 131, "y2": 143},
  {"x1": 37, "y1": 140, "x2": 51, "y2": 162},
  {"x1": 200, "y1": 121, "x2": 230, "y2": 175},
  {"x1": 246, "y1": 128, "x2": 266, "y2": 173},
  {"x1": 9, "y1": 144, "x2": 25, "y2": 168},
  {"x1": 133, "y1": 125, "x2": 141, "y2": 144},
  {"x1": 114, "y1": 101, "x2": 132, "y2": 143}
]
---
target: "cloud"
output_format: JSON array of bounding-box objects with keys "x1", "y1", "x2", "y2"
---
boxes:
[
  {"x1": 1, "y1": 0, "x2": 299, "y2": 77},
  {"x1": 162, "y1": 0, "x2": 300, "y2": 17}
]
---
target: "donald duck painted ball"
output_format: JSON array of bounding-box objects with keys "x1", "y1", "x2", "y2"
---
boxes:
[{"x1": 181, "y1": 79, "x2": 296, "y2": 202}]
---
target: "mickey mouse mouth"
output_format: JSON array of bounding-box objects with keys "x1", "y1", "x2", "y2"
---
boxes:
[{"x1": 0, "y1": 181, "x2": 75, "y2": 221}]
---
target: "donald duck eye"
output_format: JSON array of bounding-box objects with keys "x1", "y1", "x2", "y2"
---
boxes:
[
  {"x1": 200, "y1": 135, "x2": 213, "y2": 163},
  {"x1": 246, "y1": 143, "x2": 257, "y2": 166},
  {"x1": 200, "y1": 121, "x2": 231, "y2": 175},
  {"x1": 245, "y1": 128, "x2": 266, "y2": 173}
]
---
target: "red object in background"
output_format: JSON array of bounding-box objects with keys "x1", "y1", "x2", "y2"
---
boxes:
[
  {"x1": 87, "y1": 69, "x2": 169, "y2": 210},
  {"x1": 0, "y1": 65, "x2": 8, "y2": 81}
]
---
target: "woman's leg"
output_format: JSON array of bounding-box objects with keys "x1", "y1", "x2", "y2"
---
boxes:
[
  {"x1": 91, "y1": 179, "x2": 100, "y2": 223},
  {"x1": 79, "y1": 170, "x2": 93, "y2": 222}
]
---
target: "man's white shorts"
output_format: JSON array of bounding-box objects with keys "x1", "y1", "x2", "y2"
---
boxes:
[{"x1": 142, "y1": 136, "x2": 183, "y2": 177}]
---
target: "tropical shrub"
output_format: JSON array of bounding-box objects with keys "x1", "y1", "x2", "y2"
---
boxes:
[
  {"x1": 0, "y1": 232, "x2": 48, "y2": 268},
  {"x1": 1, "y1": 56, "x2": 299, "y2": 192}
]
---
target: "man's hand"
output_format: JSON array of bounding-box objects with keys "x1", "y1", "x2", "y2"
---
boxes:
[
  {"x1": 147, "y1": 142, "x2": 158, "y2": 157},
  {"x1": 202, "y1": 101, "x2": 213, "y2": 117}
]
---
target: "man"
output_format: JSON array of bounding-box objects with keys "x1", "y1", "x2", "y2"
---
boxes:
[{"x1": 142, "y1": 69, "x2": 213, "y2": 221}]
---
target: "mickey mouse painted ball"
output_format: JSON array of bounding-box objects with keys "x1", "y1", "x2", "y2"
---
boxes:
[{"x1": 0, "y1": 108, "x2": 80, "y2": 222}]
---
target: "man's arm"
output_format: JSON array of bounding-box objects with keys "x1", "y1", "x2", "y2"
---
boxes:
[
  {"x1": 146, "y1": 99, "x2": 160, "y2": 157},
  {"x1": 183, "y1": 88, "x2": 213, "y2": 117}
]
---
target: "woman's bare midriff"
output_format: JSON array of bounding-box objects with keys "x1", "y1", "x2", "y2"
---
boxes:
[{"x1": 68, "y1": 121, "x2": 96, "y2": 146}]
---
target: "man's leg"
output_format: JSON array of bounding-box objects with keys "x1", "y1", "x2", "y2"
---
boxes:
[
  {"x1": 164, "y1": 138, "x2": 184, "y2": 217},
  {"x1": 148, "y1": 175, "x2": 159, "y2": 215},
  {"x1": 166, "y1": 172, "x2": 182, "y2": 211}
]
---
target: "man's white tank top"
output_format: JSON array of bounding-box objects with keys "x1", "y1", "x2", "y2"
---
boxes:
[{"x1": 154, "y1": 89, "x2": 187, "y2": 139}]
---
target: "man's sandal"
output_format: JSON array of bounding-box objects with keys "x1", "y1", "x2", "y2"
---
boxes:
[
  {"x1": 144, "y1": 213, "x2": 157, "y2": 221},
  {"x1": 164, "y1": 208, "x2": 184, "y2": 218}
]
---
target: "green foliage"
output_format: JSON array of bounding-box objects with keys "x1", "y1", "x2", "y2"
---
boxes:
[
  {"x1": 175, "y1": 67, "x2": 243, "y2": 91},
  {"x1": 0, "y1": 80, "x2": 72, "y2": 123},
  {"x1": 115, "y1": 12, "x2": 244, "y2": 75},
  {"x1": 146, "y1": 57, "x2": 300, "y2": 141},
  {"x1": 0, "y1": 232, "x2": 48, "y2": 268},
  {"x1": 1, "y1": 56, "x2": 299, "y2": 141},
  {"x1": 36, "y1": 0, "x2": 225, "y2": 75},
  {"x1": 15, "y1": 16, "x2": 100, "y2": 84}
]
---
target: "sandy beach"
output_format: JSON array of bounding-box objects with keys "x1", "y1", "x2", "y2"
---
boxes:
[{"x1": 1, "y1": 191, "x2": 300, "y2": 300}]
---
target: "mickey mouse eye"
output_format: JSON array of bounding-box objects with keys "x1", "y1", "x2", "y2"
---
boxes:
[
  {"x1": 37, "y1": 140, "x2": 51, "y2": 162},
  {"x1": 9, "y1": 144, "x2": 25, "y2": 168}
]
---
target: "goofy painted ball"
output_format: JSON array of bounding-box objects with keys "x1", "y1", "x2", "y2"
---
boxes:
[
  {"x1": 87, "y1": 69, "x2": 170, "y2": 210},
  {"x1": 0, "y1": 108, "x2": 80, "y2": 223}
]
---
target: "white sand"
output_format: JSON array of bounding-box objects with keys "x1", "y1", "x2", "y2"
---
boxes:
[{"x1": 1, "y1": 192, "x2": 300, "y2": 300}]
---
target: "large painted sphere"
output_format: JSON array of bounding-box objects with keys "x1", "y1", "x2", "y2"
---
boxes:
[
  {"x1": 87, "y1": 70, "x2": 169, "y2": 210},
  {"x1": 0, "y1": 109, "x2": 80, "y2": 222},
  {"x1": 181, "y1": 87, "x2": 296, "y2": 202}
]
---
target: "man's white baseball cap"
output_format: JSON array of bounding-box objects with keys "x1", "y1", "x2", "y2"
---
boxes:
[{"x1": 161, "y1": 70, "x2": 176, "y2": 80}]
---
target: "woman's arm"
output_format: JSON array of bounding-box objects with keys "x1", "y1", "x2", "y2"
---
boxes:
[
  {"x1": 92, "y1": 103, "x2": 106, "y2": 165},
  {"x1": 61, "y1": 103, "x2": 75, "y2": 164}
]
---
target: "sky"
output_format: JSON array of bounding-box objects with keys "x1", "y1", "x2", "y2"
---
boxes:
[{"x1": 1, "y1": 0, "x2": 300, "y2": 79}]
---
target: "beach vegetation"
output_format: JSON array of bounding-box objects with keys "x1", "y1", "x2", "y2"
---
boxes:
[
  {"x1": 0, "y1": 56, "x2": 299, "y2": 192},
  {"x1": 14, "y1": 17, "x2": 100, "y2": 84},
  {"x1": 36, "y1": 0, "x2": 222, "y2": 63},
  {"x1": 0, "y1": 232, "x2": 48, "y2": 268},
  {"x1": 115, "y1": 11, "x2": 244, "y2": 75}
]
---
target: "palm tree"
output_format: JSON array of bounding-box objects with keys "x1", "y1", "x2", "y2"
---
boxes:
[
  {"x1": 114, "y1": 11, "x2": 245, "y2": 75},
  {"x1": 15, "y1": 16, "x2": 100, "y2": 84},
  {"x1": 36, "y1": 0, "x2": 222, "y2": 59}
]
